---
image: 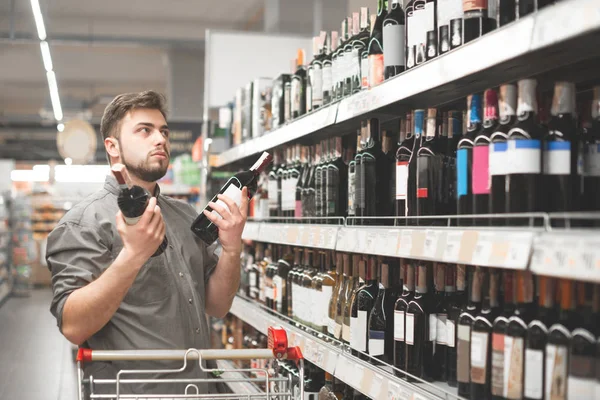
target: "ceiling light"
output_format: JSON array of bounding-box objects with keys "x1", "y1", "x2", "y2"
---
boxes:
[
  {"x1": 46, "y1": 71, "x2": 63, "y2": 121},
  {"x1": 30, "y1": 0, "x2": 47, "y2": 40},
  {"x1": 11, "y1": 168, "x2": 49, "y2": 182},
  {"x1": 57, "y1": 123, "x2": 64, "y2": 132},
  {"x1": 40, "y1": 41, "x2": 53, "y2": 72},
  {"x1": 64, "y1": 157, "x2": 72, "y2": 165}
]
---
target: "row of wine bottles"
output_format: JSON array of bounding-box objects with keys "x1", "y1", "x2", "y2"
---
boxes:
[
  {"x1": 240, "y1": 242, "x2": 600, "y2": 400},
  {"x1": 248, "y1": 81, "x2": 600, "y2": 223}
]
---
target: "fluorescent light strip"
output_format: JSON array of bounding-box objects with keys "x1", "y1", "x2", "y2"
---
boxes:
[
  {"x1": 40, "y1": 41, "x2": 53, "y2": 72},
  {"x1": 30, "y1": 0, "x2": 47, "y2": 40},
  {"x1": 46, "y1": 71, "x2": 63, "y2": 121}
]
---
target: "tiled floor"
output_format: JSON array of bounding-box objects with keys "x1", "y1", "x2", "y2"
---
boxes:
[{"x1": 0, "y1": 288, "x2": 78, "y2": 400}]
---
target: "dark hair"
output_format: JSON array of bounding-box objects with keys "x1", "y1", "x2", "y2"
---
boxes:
[{"x1": 100, "y1": 90, "x2": 168, "y2": 140}]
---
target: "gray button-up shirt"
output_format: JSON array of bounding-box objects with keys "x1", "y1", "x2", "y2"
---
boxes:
[{"x1": 46, "y1": 175, "x2": 219, "y2": 397}]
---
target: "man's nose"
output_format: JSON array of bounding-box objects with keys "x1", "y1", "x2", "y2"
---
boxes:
[{"x1": 153, "y1": 129, "x2": 167, "y2": 146}]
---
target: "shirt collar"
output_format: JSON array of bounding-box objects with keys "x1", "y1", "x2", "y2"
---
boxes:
[{"x1": 104, "y1": 174, "x2": 161, "y2": 197}]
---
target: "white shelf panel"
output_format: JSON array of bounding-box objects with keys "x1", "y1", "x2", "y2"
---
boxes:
[
  {"x1": 530, "y1": 231, "x2": 600, "y2": 283},
  {"x1": 242, "y1": 222, "x2": 339, "y2": 250},
  {"x1": 230, "y1": 296, "x2": 459, "y2": 400},
  {"x1": 214, "y1": 104, "x2": 338, "y2": 167}
]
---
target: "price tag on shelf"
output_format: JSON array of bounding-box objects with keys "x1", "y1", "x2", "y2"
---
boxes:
[
  {"x1": 490, "y1": 237, "x2": 510, "y2": 266},
  {"x1": 313, "y1": 226, "x2": 323, "y2": 247},
  {"x1": 286, "y1": 225, "x2": 299, "y2": 244},
  {"x1": 443, "y1": 231, "x2": 462, "y2": 262},
  {"x1": 505, "y1": 233, "x2": 533, "y2": 269},
  {"x1": 410, "y1": 230, "x2": 426, "y2": 258},
  {"x1": 369, "y1": 373, "x2": 385, "y2": 400},
  {"x1": 387, "y1": 381, "x2": 411, "y2": 400},
  {"x1": 357, "y1": 229, "x2": 369, "y2": 253},
  {"x1": 325, "y1": 350, "x2": 338, "y2": 375},
  {"x1": 366, "y1": 229, "x2": 379, "y2": 254},
  {"x1": 337, "y1": 228, "x2": 348, "y2": 251},
  {"x1": 423, "y1": 230, "x2": 439, "y2": 259},
  {"x1": 384, "y1": 230, "x2": 400, "y2": 256},
  {"x1": 334, "y1": 356, "x2": 350, "y2": 381},
  {"x1": 300, "y1": 226, "x2": 310, "y2": 246},
  {"x1": 352, "y1": 364, "x2": 365, "y2": 390},
  {"x1": 315, "y1": 346, "x2": 326, "y2": 367},
  {"x1": 397, "y1": 230, "x2": 413, "y2": 257},
  {"x1": 471, "y1": 232, "x2": 493, "y2": 266}
]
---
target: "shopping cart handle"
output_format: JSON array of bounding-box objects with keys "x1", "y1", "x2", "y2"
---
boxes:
[{"x1": 76, "y1": 348, "x2": 93, "y2": 362}]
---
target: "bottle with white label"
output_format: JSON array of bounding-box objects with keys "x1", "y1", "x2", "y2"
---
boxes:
[
  {"x1": 471, "y1": 268, "x2": 502, "y2": 399},
  {"x1": 274, "y1": 245, "x2": 294, "y2": 316},
  {"x1": 405, "y1": 0, "x2": 417, "y2": 69},
  {"x1": 457, "y1": 266, "x2": 483, "y2": 398},
  {"x1": 322, "y1": 31, "x2": 338, "y2": 106},
  {"x1": 313, "y1": 251, "x2": 337, "y2": 334},
  {"x1": 248, "y1": 244, "x2": 263, "y2": 300},
  {"x1": 582, "y1": 86, "x2": 600, "y2": 212},
  {"x1": 349, "y1": 258, "x2": 368, "y2": 352},
  {"x1": 506, "y1": 79, "x2": 545, "y2": 222},
  {"x1": 406, "y1": 262, "x2": 437, "y2": 382},
  {"x1": 543, "y1": 81, "x2": 579, "y2": 216},
  {"x1": 352, "y1": 257, "x2": 380, "y2": 359},
  {"x1": 348, "y1": 131, "x2": 361, "y2": 218},
  {"x1": 489, "y1": 83, "x2": 518, "y2": 224},
  {"x1": 448, "y1": 264, "x2": 468, "y2": 387},
  {"x1": 299, "y1": 249, "x2": 318, "y2": 329},
  {"x1": 327, "y1": 252, "x2": 343, "y2": 338},
  {"x1": 383, "y1": 0, "x2": 406, "y2": 79},
  {"x1": 504, "y1": 271, "x2": 536, "y2": 400},
  {"x1": 433, "y1": 263, "x2": 450, "y2": 381},
  {"x1": 545, "y1": 279, "x2": 579, "y2": 400},
  {"x1": 491, "y1": 270, "x2": 516, "y2": 400},
  {"x1": 343, "y1": 255, "x2": 363, "y2": 345},
  {"x1": 288, "y1": 248, "x2": 303, "y2": 321},
  {"x1": 396, "y1": 113, "x2": 414, "y2": 221},
  {"x1": 334, "y1": 253, "x2": 351, "y2": 340},
  {"x1": 567, "y1": 282, "x2": 596, "y2": 400},
  {"x1": 394, "y1": 262, "x2": 416, "y2": 377}
]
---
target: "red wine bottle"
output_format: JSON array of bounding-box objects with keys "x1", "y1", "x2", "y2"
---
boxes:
[
  {"x1": 191, "y1": 152, "x2": 273, "y2": 244},
  {"x1": 396, "y1": 113, "x2": 414, "y2": 222},
  {"x1": 582, "y1": 87, "x2": 600, "y2": 212},
  {"x1": 112, "y1": 164, "x2": 168, "y2": 257},
  {"x1": 394, "y1": 261, "x2": 415, "y2": 377},
  {"x1": 491, "y1": 270, "x2": 516, "y2": 400}
]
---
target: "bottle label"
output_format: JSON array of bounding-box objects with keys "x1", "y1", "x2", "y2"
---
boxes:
[
  {"x1": 473, "y1": 145, "x2": 491, "y2": 194},
  {"x1": 545, "y1": 344, "x2": 568, "y2": 400},
  {"x1": 291, "y1": 77, "x2": 301, "y2": 116},
  {"x1": 348, "y1": 168, "x2": 356, "y2": 215},
  {"x1": 268, "y1": 180, "x2": 278, "y2": 210},
  {"x1": 249, "y1": 271, "x2": 258, "y2": 288},
  {"x1": 463, "y1": 0, "x2": 488, "y2": 11},
  {"x1": 524, "y1": 349, "x2": 544, "y2": 399},
  {"x1": 457, "y1": 324, "x2": 471, "y2": 383},
  {"x1": 457, "y1": 148, "x2": 469, "y2": 197},
  {"x1": 568, "y1": 375, "x2": 595, "y2": 400},
  {"x1": 312, "y1": 65, "x2": 323, "y2": 107},
  {"x1": 350, "y1": 316, "x2": 358, "y2": 349},
  {"x1": 383, "y1": 24, "x2": 405, "y2": 67},
  {"x1": 334, "y1": 322, "x2": 343, "y2": 339},
  {"x1": 394, "y1": 310, "x2": 405, "y2": 341},
  {"x1": 211, "y1": 184, "x2": 242, "y2": 220},
  {"x1": 343, "y1": 322, "x2": 351, "y2": 342},
  {"x1": 446, "y1": 319, "x2": 456, "y2": 348},
  {"x1": 436, "y1": 314, "x2": 448, "y2": 345},
  {"x1": 505, "y1": 336, "x2": 524, "y2": 400},
  {"x1": 368, "y1": 54, "x2": 384, "y2": 87},
  {"x1": 273, "y1": 276, "x2": 283, "y2": 311},
  {"x1": 322, "y1": 65, "x2": 332, "y2": 95},
  {"x1": 568, "y1": 340, "x2": 595, "y2": 399},
  {"x1": 356, "y1": 310, "x2": 368, "y2": 352},
  {"x1": 369, "y1": 330, "x2": 385, "y2": 356},
  {"x1": 405, "y1": 313, "x2": 415, "y2": 345},
  {"x1": 507, "y1": 139, "x2": 541, "y2": 174},
  {"x1": 489, "y1": 142, "x2": 508, "y2": 176},
  {"x1": 396, "y1": 162, "x2": 409, "y2": 200},
  {"x1": 425, "y1": 2, "x2": 436, "y2": 32},
  {"x1": 417, "y1": 156, "x2": 430, "y2": 199},
  {"x1": 429, "y1": 314, "x2": 437, "y2": 341},
  {"x1": 492, "y1": 332, "x2": 506, "y2": 397},
  {"x1": 361, "y1": 56, "x2": 369, "y2": 89},
  {"x1": 471, "y1": 331, "x2": 489, "y2": 384},
  {"x1": 321, "y1": 286, "x2": 334, "y2": 327},
  {"x1": 328, "y1": 317, "x2": 336, "y2": 336},
  {"x1": 543, "y1": 140, "x2": 571, "y2": 175},
  {"x1": 356, "y1": 162, "x2": 365, "y2": 209},
  {"x1": 450, "y1": 18, "x2": 463, "y2": 48},
  {"x1": 584, "y1": 143, "x2": 600, "y2": 176}
]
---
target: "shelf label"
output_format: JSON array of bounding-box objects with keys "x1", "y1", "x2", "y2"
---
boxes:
[
  {"x1": 443, "y1": 231, "x2": 462, "y2": 262},
  {"x1": 357, "y1": 229, "x2": 369, "y2": 253},
  {"x1": 352, "y1": 364, "x2": 365, "y2": 390},
  {"x1": 505, "y1": 232, "x2": 533, "y2": 269},
  {"x1": 366, "y1": 229, "x2": 379, "y2": 254},
  {"x1": 397, "y1": 230, "x2": 413, "y2": 257},
  {"x1": 387, "y1": 381, "x2": 412, "y2": 400},
  {"x1": 369, "y1": 373, "x2": 385, "y2": 400},
  {"x1": 325, "y1": 350, "x2": 338, "y2": 375},
  {"x1": 385, "y1": 230, "x2": 401, "y2": 256},
  {"x1": 458, "y1": 230, "x2": 479, "y2": 263},
  {"x1": 286, "y1": 225, "x2": 299, "y2": 244},
  {"x1": 423, "y1": 230, "x2": 439, "y2": 258},
  {"x1": 489, "y1": 238, "x2": 510, "y2": 266},
  {"x1": 472, "y1": 232, "x2": 493, "y2": 265},
  {"x1": 300, "y1": 226, "x2": 310, "y2": 246}
]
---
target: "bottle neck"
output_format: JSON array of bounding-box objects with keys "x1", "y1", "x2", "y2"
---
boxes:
[
  {"x1": 360, "y1": 118, "x2": 381, "y2": 150},
  {"x1": 403, "y1": 263, "x2": 415, "y2": 293},
  {"x1": 483, "y1": 89, "x2": 499, "y2": 126},
  {"x1": 503, "y1": 271, "x2": 515, "y2": 306},
  {"x1": 538, "y1": 276, "x2": 555, "y2": 310},
  {"x1": 551, "y1": 81, "x2": 576, "y2": 118},
  {"x1": 516, "y1": 79, "x2": 539, "y2": 119},
  {"x1": 447, "y1": 111, "x2": 461, "y2": 139},
  {"x1": 456, "y1": 264, "x2": 467, "y2": 294},
  {"x1": 380, "y1": 263, "x2": 390, "y2": 289},
  {"x1": 425, "y1": 109, "x2": 437, "y2": 139},
  {"x1": 468, "y1": 267, "x2": 482, "y2": 307},
  {"x1": 413, "y1": 110, "x2": 425, "y2": 138},
  {"x1": 558, "y1": 280, "x2": 576, "y2": 320},
  {"x1": 377, "y1": 0, "x2": 387, "y2": 16},
  {"x1": 468, "y1": 94, "x2": 483, "y2": 129},
  {"x1": 250, "y1": 152, "x2": 274, "y2": 175},
  {"x1": 516, "y1": 271, "x2": 534, "y2": 308},
  {"x1": 366, "y1": 258, "x2": 378, "y2": 282},
  {"x1": 415, "y1": 264, "x2": 428, "y2": 294},
  {"x1": 434, "y1": 264, "x2": 445, "y2": 294}
]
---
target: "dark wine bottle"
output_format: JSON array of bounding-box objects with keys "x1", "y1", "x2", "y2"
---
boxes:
[
  {"x1": 353, "y1": 257, "x2": 380, "y2": 360},
  {"x1": 504, "y1": 271, "x2": 536, "y2": 400},
  {"x1": 348, "y1": 130, "x2": 361, "y2": 221},
  {"x1": 383, "y1": 0, "x2": 406, "y2": 79},
  {"x1": 457, "y1": 94, "x2": 483, "y2": 222},
  {"x1": 356, "y1": 118, "x2": 387, "y2": 223},
  {"x1": 111, "y1": 164, "x2": 168, "y2": 257},
  {"x1": 432, "y1": 263, "x2": 450, "y2": 381},
  {"x1": 368, "y1": 0, "x2": 386, "y2": 88},
  {"x1": 327, "y1": 252, "x2": 344, "y2": 338},
  {"x1": 463, "y1": 0, "x2": 497, "y2": 44},
  {"x1": 489, "y1": 84, "x2": 518, "y2": 223},
  {"x1": 408, "y1": 110, "x2": 425, "y2": 220},
  {"x1": 350, "y1": 10, "x2": 367, "y2": 95},
  {"x1": 191, "y1": 152, "x2": 272, "y2": 244},
  {"x1": 582, "y1": 87, "x2": 600, "y2": 212},
  {"x1": 498, "y1": 0, "x2": 516, "y2": 27},
  {"x1": 506, "y1": 79, "x2": 545, "y2": 221},
  {"x1": 523, "y1": 276, "x2": 557, "y2": 400},
  {"x1": 443, "y1": 111, "x2": 462, "y2": 216},
  {"x1": 424, "y1": 0, "x2": 438, "y2": 61},
  {"x1": 291, "y1": 49, "x2": 307, "y2": 119},
  {"x1": 311, "y1": 31, "x2": 327, "y2": 111},
  {"x1": 470, "y1": 268, "x2": 502, "y2": 400},
  {"x1": 306, "y1": 36, "x2": 318, "y2": 114},
  {"x1": 322, "y1": 31, "x2": 338, "y2": 106},
  {"x1": 334, "y1": 18, "x2": 347, "y2": 102},
  {"x1": 491, "y1": 269, "x2": 516, "y2": 400},
  {"x1": 343, "y1": 255, "x2": 363, "y2": 345},
  {"x1": 302, "y1": 145, "x2": 317, "y2": 218},
  {"x1": 413, "y1": 0, "x2": 427, "y2": 66},
  {"x1": 417, "y1": 108, "x2": 443, "y2": 221},
  {"x1": 518, "y1": 0, "x2": 553, "y2": 19},
  {"x1": 437, "y1": 0, "x2": 463, "y2": 54},
  {"x1": 334, "y1": 253, "x2": 351, "y2": 340},
  {"x1": 448, "y1": 264, "x2": 468, "y2": 387},
  {"x1": 473, "y1": 89, "x2": 499, "y2": 217},
  {"x1": 457, "y1": 266, "x2": 483, "y2": 398},
  {"x1": 394, "y1": 261, "x2": 415, "y2": 377},
  {"x1": 326, "y1": 137, "x2": 348, "y2": 219},
  {"x1": 543, "y1": 81, "x2": 579, "y2": 215},
  {"x1": 405, "y1": 0, "x2": 417, "y2": 69},
  {"x1": 396, "y1": 113, "x2": 414, "y2": 220},
  {"x1": 349, "y1": 258, "x2": 368, "y2": 351},
  {"x1": 406, "y1": 262, "x2": 437, "y2": 381},
  {"x1": 274, "y1": 246, "x2": 294, "y2": 317}
]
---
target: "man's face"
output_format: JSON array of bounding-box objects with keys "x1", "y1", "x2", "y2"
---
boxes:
[{"x1": 116, "y1": 108, "x2": 171, "y2": 183}]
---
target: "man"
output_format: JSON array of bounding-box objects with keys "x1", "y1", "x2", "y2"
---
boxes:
[{"x1": 46, "y1": 90, "x2": 246, "y2": 396}]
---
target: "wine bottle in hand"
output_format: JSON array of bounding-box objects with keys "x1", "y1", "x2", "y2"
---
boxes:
[
  {"x1": 191, "y1": 152, "x2": 273, "y2": 245},
  {"x1": 112, "y1": 163, "x2": 168, "y2": 257}
]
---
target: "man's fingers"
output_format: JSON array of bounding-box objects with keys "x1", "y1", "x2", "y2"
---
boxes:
[
  {"x1": 147, "y1": 205, "x2": 162, "y2": 232},
  {"x1": 203, "y1": 209, "x2": 225, "y2": 229},
  {"x1": 216, "y1": 194, "x2": 241, "y2": 218},
  {"x1": 208, "y1": 201, "x2": 232, "y2": 220},
  {"x1": 239, "y1": 187, "x2": 249, "y2": 218},
  {"x1": 140, "y1": 197, "x2": 158, "y2": 225}
]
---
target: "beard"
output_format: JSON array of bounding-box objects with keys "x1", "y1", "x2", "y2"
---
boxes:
[{"x1": 120, "y1": 148, "x2": 169, "y2": 183}]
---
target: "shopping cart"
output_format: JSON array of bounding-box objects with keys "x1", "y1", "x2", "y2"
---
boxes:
[{"x1": 76, "y1": 326, "x2": 305, "y2": 400}]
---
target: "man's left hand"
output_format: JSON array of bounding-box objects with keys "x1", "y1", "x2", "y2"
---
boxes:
[{"x1": 203, "y1": 186, "x2": 248, "y2": 256}]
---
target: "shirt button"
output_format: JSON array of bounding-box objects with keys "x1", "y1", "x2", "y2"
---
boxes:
[
  {"x1": 196, "y1": 328, "x2": 201, "y2": 334},
  {"x1": 179, "y1": 272, "x2": 184, "y2": 278},
  {"x1": 188, "y1": 298, "x2": 193, "y2": 304}
]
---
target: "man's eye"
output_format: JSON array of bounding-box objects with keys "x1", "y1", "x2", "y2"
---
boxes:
[
  {"x1": 140, "y1": 127, "x2": 150, "y2": 133},
  {"x1": 162, "y1": 130, "x2": 169, "y2": 137}
]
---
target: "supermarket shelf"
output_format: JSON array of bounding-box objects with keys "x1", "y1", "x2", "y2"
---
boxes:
[
  {"x1": 214, "y1": 103, "x2": 339, "y2": 168},
  {"x1": 214, "y1": 0, "x2": 600, "y2": 169},
  {"x1": 229, "y1": 296, "x2": 462, "y2": 400},
  {"x1": 242, "y1": 220, "x2": 340, "y2": 250}
]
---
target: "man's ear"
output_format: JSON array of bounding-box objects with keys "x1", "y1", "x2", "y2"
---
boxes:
[{"x1": 104, "y1": 137, "x2": 120, "y2": 160}]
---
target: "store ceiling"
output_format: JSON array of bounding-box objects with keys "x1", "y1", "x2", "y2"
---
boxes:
[{"x1": 0, "y1": 0, "x2": 264, "y2": 127}]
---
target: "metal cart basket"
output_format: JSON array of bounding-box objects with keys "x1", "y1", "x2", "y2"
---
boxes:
[{"x1": 76, "y1": 327, "x2": 305, "y2": 400}]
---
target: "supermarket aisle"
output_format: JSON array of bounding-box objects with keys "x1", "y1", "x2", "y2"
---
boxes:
[{"x1": 0, "y1": 288, "x2": 78, "y2": 399}]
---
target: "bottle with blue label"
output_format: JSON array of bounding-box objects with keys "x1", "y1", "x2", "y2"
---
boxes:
[
  {"x1": 506, "y1": 79, "x2": 545, "y2": 220},
  {"x1": 443, "y1": 111, "x2": 463, "y2": 216},
  {"x1": 582, "y1": 86, "x2": 600, "y2": 212},
  {"x1": 407, "y1": 110, "x2": 425, "y2": 221},
  {"x1": 456, "y1": 94, "x2": 482, "y2": 222},
  {"x1": 489, "y1": 84, "x2": 518, "y2": 224},
  {"x1": 543, "y1": 81, "x2": 579, "y2": 215}
]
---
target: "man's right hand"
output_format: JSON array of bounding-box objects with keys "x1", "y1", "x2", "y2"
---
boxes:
[{"x1": 116, "y1": 196, "x2": 166, "y2": 265}]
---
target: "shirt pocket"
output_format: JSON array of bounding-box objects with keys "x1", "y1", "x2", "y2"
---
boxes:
[{"x1": 123, "y1": 255, "x2": 172, "y2": 306}]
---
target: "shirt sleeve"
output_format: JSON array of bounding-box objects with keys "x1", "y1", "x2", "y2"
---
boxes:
[{"x1": 46, "y1": 222, "x2": 113, "y2": 332}]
